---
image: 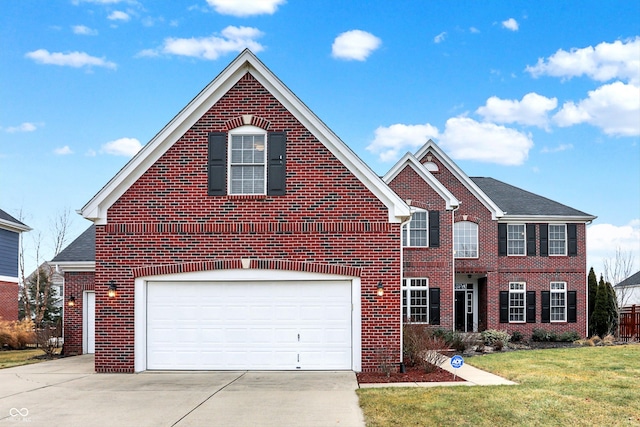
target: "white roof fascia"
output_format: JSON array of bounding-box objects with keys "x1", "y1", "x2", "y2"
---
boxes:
[
  {"x1": 415, "y1": 140, "x2": 504, "y2": 219},
  {"x1": 383, "y1": 153, "x2": 460, "y2": 210},
  {"x1": 48, "y1": 261, "x2": 96, "y2": 273},
  {"x1": 0, "y1": 218, "x2": 32, "y2": 233},
  {"x1": 497, "y1": 215, "x2": 597, "y2": 223},
  {"x1": 81, "y1": 49, "x2": 409, "y2": 224}
]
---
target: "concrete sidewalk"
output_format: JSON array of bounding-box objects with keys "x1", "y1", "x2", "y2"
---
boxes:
[
  {"x1": 359, "y1": 355, "x2": 516, "y2": 388},
  {"x1": 0, "y1": 355, "x2": 365, "y2": 427}
]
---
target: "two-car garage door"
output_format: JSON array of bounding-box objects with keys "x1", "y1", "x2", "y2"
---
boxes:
[{"x1": 146, "y1": 280, "x2": 352, "y2": 370}]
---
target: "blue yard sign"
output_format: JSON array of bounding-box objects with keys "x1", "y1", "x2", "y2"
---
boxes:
[{"x1": 450, "y1": 355, "x2": 464, "y2": 369}]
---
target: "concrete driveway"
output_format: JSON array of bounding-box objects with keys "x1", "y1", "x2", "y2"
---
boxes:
[{"x1": 0, "y1": 355, "x2": 365, "y2": 427}]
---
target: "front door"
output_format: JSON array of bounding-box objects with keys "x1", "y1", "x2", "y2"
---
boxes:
[{"x1": 454, "y1": 283, "x2": 474, "y2": 332}]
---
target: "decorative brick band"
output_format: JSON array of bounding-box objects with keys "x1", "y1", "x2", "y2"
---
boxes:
[
  {"x1": 131, "y1": 258, "x2": 361, "y2": 278},
  {"x1": 105, "y1": 222, "x2": 392, "y2": 235}
]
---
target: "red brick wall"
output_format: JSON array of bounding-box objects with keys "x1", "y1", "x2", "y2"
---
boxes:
[
  {"x1": 95, "y1": 73, "x2": 402, "y2": 372},
  {"x1": 62, "y1": 272, "x2": 95, "y2": 356},
  {"x1": 0, "y1": 281, "x2": 18, "y2": 321}
]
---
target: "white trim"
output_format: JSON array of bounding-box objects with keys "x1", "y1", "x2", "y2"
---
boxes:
[
  {"x1": 383, "y1": 153, "x2": 459, "y2": 210},
  {"x1": 49, "y1": 261, "x2": 96, "y2": 272},
  {"x1": 81, "y1": 49, "x2": 410, "y2": 225},
  {"x1": 499, "y1": 216, "x2": 595, "y2": 222},
  {"x1": 415, "y1": 140, "x2": 504, "y2": 219},
  {"x1": 83, "y1": 291, "x2": 95, "y2": 354},
  {"x1": 507, "y1": 223, "x2": 526, "y2": 257},
  {"x1": 550, "y1": 281, "x2": 567, "y2": 322},
  {"x1": 134, "y1": 269, "x2": 362, "y2": 372},
  {"x1": 0, "y1": 218, "x2": 31, "y2": 233},
  {"x1": 548, "y1": 224, "x2": 568, "y2": 256},
  {"x1": 228, "y1": 126, "x2": 268, "y2": 195},
  {"x1": 508, "y1": 282, "x2": 526, "y2": 323},
  {"x1": 0, "y1": 275, "x2": 19, "y2": 283}
]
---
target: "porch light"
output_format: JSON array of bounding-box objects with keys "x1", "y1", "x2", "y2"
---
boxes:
[
  {"x1": 377, "y1": 281, "x2": 384, "y2": 297},
  {"x1": 67, "y1": 295, "x2": 76, "y2": 307},
  {"x1": 108, "y1": 280, "x2": 117, "y2": 298}
]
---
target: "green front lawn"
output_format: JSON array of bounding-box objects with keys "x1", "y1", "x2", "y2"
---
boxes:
[
  {"x1": 0, "y1": 349, "x2": 53, "y2": 369},
  {"x1": 357, "y1": 345, "x2": 640, "y2": 426}
]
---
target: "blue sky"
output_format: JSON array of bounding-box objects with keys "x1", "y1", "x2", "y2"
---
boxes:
[{"x1": 1, "y1": 0, "x2": 639, "y2": 279}]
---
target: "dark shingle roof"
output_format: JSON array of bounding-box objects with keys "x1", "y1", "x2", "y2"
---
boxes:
[
  {"x1": 471, "y1": 177, "x2": 595, "y2": 218},
  {"x1": 616, "y1": 271, "x2": 640, "y2": 288},
  {"x1": 51, "y1": 225, "x2": 96, "y2": 262},
  {"x1": 0, "y1": 208, "x2": 29, "y2": 228}
]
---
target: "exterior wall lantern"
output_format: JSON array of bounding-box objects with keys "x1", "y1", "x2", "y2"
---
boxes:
[
  {"x1": 108, "y1": 280, "x2": 118, "y2": 298},
  {"x1": 377, "y1": 281, "x2": 384, "y2": 297},
  {"x1": 67, "y1": 295, "x2": 76, "y2": 307}
]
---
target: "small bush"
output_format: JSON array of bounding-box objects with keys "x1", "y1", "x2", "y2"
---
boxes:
[
  {"x1": 403, "y1": 323, "x2": 447, "y2": 373},
  {"x1": 558, "y1": 331, "x2": 581, "y2": 342},
  {"x1": 375, "y1": 347, "x2": 395, "y2": 377},
  {"x1": 0, "y1": 319, "x2": 35, "y2": 349},
  {"x1": 510, "y1": 331, "x2": 523, "y2": 343},
  {"x1": 531, "y1": 328, "x2": 557, "y2": 342},
  {"x1": 494, "y1": 340, "x2": 504, "y2": 351},
  {"x1": 481, "y1": 329, "x2": 511, "y2": 346},
  {"x1": 602, "y1": 334, "x2": 615, "y2": 345}
]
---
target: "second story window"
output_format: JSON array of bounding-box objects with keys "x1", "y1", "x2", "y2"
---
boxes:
[
  {"x1": 229, "y1": 133, "x2": 266, "y2": 195},
  {"x1": 454, "y1": 221, "x2": 478, "y2": 258},
  {"x1": 507, "y1": 224, "x2": 525, "y2": 256},
  {"x1": 403, "y1": 210, "x2": 428, "y2": 247},
  {"x1": 549, "y1": 224, "x2": 567, "y2": 256}
]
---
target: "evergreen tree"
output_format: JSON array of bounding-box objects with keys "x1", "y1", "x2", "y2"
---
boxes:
[
  {"x1": 587, "y1": 267, "x2": 598, "y2": 335},
  {"x1": 604, "y1": 280, "x2": 619, "y2": 335},
  {"x1": 19, "y1": 267, "x2": 61, "y2": 328},
  {"x1": 590, "y1": 275, "x2": 610, "y2": 337}
]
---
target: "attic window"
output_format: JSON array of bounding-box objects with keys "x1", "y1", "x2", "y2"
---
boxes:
[
  {"x1": 229, "y1": 129, "x2": 267, "y2": 195},
  {"x1": 424, "y1": 162, "x2": 439, "y2": 172}
]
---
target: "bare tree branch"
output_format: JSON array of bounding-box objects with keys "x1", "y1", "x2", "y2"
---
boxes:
[{"x1": 51, "y1": 208, "x2": 72, "y2": 256}]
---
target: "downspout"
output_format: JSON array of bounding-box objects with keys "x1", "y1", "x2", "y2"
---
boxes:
[
  {"x1": 398, "y1": 202, "x2": 413, "y2": 371},
  {"x1": 451, "y1": 203, "x2": 460, "y2": 331}
]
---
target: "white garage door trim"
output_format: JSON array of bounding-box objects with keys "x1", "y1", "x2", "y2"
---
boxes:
[
  {"x1": 82, "y1": 291, "x2": 95, "y2": 354},
  {"x1": 134, "y1": 269, "x2": 361, "y2": 372}
]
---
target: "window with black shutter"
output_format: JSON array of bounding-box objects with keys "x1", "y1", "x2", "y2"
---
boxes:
[
  {"x1": 539, "y1": 224, "x2": 548, "y2": 257},
  {"x1": 429, "y1": 211, "x2": 440, "y2": 248},
  {"x1": 541, "y1": 291, "x2": 551, "y2": 323},
  {"x1": 567, "y1": 224, "x2": 578, "y2": 256},
  {"x1": 527, "y1": 224, "x2": 536, "y2": 256},
  {"x1": 208, "y1": 132, "x2": 227, "y2": 196},
  {"x1": 499, "y1": 291, "x2": 509, "y2": 323},
  {"x1": 498, "y1": 223, "x2": 507, "y2": 256},
  {"x1": 429, "y1": 287, "x2": 440, "y2": 325},
  {"x1": 567, "y1": 291, "x2": 577, "y2": 323}
]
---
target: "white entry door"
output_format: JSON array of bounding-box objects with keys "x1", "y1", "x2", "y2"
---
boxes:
[
  {"x1": 146, "y1": 280, "x2": 352, "y2": 370},
  {"x1": 83, "y1": 291, "x2": 95, "y2": 354}
]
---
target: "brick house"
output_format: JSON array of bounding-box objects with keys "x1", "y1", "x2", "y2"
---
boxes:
[
  {"x1": 52, "y1": 50, "x2": 594, "y2": 373},
  {"x1": 0, "y1": 208, "x2": 31, "y2": 321}
]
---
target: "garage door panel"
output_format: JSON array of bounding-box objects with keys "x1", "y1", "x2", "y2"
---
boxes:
[{"x1": 147, "y1": 280, "x2": 352, "y2": 370}]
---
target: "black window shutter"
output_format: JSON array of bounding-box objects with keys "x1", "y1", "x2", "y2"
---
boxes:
[
  {"x1": 267, "y1": 132, "x2": 286, "y2": 196},
  {"x1": 541, "y1": 291, "x2": 550, "y2": 323},
  {"x1": 567, "y1": 224, "x2": 578, "y2": 256},
  {"x1": 567, "y1": 291, "x2": 577, "y2": 323},
  {"x1": 208, "y1": 132, "x2": 227, "y2": 196},
  {"x1": 527, "y1": 224, "x2": 537, "y2": 256},
  {"x1": 526, "y1": 291, "x2": 536, "y2": 323},
  {"x1": 429, "y1": 288, "x2": 440, "y2": 325},
  {"x1": 499, "y1": 291, "x2": 509, "y2": 323},
  {"x1": 429, "y1": 211, "x2": 440, "y2": 248},
  {"x1": 539, "y1": 224, "x2": 548, "y2": 257},
  {"x1": 498, "y1": 224, "x2": 507, "y2": 256}
]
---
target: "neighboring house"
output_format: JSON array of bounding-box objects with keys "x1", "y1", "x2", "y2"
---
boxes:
[
  {"x1": 385, "y1": 143, "x2": 596, "y2": 338},
  {"x1": 615, "y1": 271, "x2": 640, "y2": 310},
  {"x1": 53, "y1": 50, "x2": 595, "y2": 373},
  {"x1": 0, "y1": 208, "x2": 31, "y2": 321}
]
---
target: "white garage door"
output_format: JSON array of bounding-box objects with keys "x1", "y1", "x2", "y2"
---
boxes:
[{"x1": 146, "y1": 280, "x2": 352, "y2": 370}]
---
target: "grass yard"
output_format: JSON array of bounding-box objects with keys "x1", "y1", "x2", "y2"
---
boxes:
[
  {"x1": 0, "y1": 349, "x2": 49, "y2": 369},
  {"x1": 357, "y1": 344, "x2": 640, "y2": 426}
]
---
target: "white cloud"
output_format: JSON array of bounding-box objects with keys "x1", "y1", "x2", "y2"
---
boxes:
[
  {"x1": 101, "y1": 137, "x2": 142, "y2": 156},
  {"x1": 434, "y1": 32, "x2": 446, "y2": 44},
  {"x1": 25, "y1": 49, "x2": 117, "y2": 69},
  {"x1": 439, "y1": 117, "x2": 533, "y2": 165},
  {"x1": 54, "y1": 145, "x2": 73, "y2": 155},
  {"x1": 540, "y1": 143, "x2": 573, "y2": 153},
  {"x1": 588, "y1": 220, "x2": 640, "y2": 275},
  {"x1": 331, "y1": 30, "x2": 381, "y2": 61},
  {"x1": 3, "y1": 122, "x2": 39, "y2": 133},
  {"x1": 72, "y1": 25, "x2": 98, "y2": 35},
  {"x1": 72, "y1": 0, "x2": 127, "y2": 4},
  {"x1": 145, "y1": 26, "x2": 264, "y2": 60},
  {"x1": 469, "y1": 27, "x2": 480, "y2": 34},
  {"x1": 526, "y1": 37, "x2": 640, "y2": 84},
  {"x1": 366, "y1": 123, "x2": 440, "y2": 162},
  {"x1": 502, "y1": 18, "x2": 519, "y2": 31},
  {"x1": 476, "y1": 92, "x2": 558, "y2": 129},
  {"x1": 206, "y1": 0, "x2": 285, "y2": 16},
  {"x1": 108, "y1": 10, "x2": 130, "y2": 21},
  {"x1": 553, "y1": 82, "x2": 640, "y2": 136}
]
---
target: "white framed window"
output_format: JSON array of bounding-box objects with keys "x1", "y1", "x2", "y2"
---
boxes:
[
  {"x1": 402, "y1": 278, "x2": 429, "y2": 322},
  {"x1": 550, "y1": 281, "x2": 567, "y2": 322},
  {"x1": 402, "y1": 210, "x2": 428, "y2": 247},
  {"x1": 507, "y1": 224, "x2": 526, "y2": 256},
  {"x1": 549, "y1": 224, "x2": 567, "y2": 256},
  {"x1": 454, "y1": 221, "x2": 478, "y2": 258},
  {"x1": 228, "y1": 126, "x2": 267, "y2": 195},
  {"x1": 509, "y1": 282, "x2": 526, "y2": 322}
]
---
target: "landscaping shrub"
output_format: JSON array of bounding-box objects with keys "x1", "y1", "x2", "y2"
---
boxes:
[
  {"x1": 0, "y1": 319, "x2": 35, "y2": 349},
  {"x1": 558, "y1": 331, "x2": 581, "y2": 342},
  {"x1": 532, "y1": 328, "x2": 556, "y2": 342},
  {"x1": 403, "y1": 323, "x2": 447, "y2": 372},
  {"x1": 481, "y1": 329, "x2": 511, "y2": 347},
  {"x1": 510, "y1": 331, "x2": 523, "y2": 343}
]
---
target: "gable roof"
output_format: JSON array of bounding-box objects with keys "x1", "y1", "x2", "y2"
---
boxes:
[
  {"x1": 471, "y1": 177, "x2": 596, "y2": 221},
  {"x1": 383, "y1": 153, "x2": 460, "y2": 210},
  {"x1": 49, "y1": 225, "x2": 96, "y2": 270},
  {"x1": 81, "y1": 49, "x2": 410, "y2": 224},
  {"x1": 616, "y1": 271, "x2": 640, "y2": 288},
  {"x1": 0, "y1": 208, "x2": 31, "y2": 232},
  {"x1": 415, "y1": 140, "x2": 505, "y2": 219}
]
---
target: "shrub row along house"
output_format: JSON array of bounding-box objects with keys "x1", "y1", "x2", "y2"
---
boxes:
[{"x1": 51, "y1": 50, "x2": 595, "y2": 373}]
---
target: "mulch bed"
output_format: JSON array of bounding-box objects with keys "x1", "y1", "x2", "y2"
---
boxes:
[{"x1": 356, "y1": 365, "x2": 465, "y2": 384}]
